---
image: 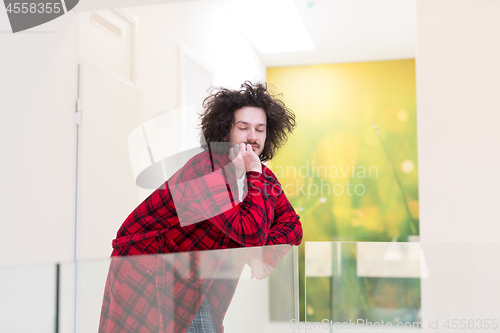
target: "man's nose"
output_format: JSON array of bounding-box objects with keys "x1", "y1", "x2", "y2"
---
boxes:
[{"x1": 247, "y1": 129, "x2": 257, "y2": 142}]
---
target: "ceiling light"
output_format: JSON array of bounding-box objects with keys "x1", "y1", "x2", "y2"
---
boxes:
[{"x1": 222, "y1": 0, "x2": 315, "y2": 53}]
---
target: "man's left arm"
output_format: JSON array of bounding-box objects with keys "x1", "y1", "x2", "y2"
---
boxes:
[
  {"x1": 247, "y1": 175, "x2": 302, "y2": 278},
  {"x1": 265, "y1": 187, "x2": 302, "y2": 246},
  {"x1": 247, "y1": 184, "x2": 302, "y2": 278}
]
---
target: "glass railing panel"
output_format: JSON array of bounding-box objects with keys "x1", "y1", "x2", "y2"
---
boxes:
[
  {"x1": 59, "y1": 261, "x2": 77, "y2": 333},
  {"x1": 305, "y1": 242, "x2": 500, "y2": 332},
  {"x1": 71, "y1": 244, "x2": 299, "y2": 333},
  {"x1": 0, "y1": 263, "x2": 58, "y2": 333}
]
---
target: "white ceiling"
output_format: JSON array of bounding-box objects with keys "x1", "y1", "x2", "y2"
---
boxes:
[
  {"x1": 75, "y1": 0, "x2": 416, "y2": 68},
  {"x1": 259, "y1": 0, "x2": 417, "y2": 67}
]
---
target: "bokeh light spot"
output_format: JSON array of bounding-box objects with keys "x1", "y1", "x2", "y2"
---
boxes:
[
  {"x1": 397, "y1": 110, "x2": 409, "y2": 122},
  {"x1": 401, "y1": 159, "x2": 414, "y2": 174}
]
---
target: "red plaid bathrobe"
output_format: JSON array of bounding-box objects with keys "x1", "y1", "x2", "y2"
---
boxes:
[{"x1": 98, "y1": 149, "x2": 302, "y2": 333}]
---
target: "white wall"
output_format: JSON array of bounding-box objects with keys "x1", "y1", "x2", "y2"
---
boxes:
[
  {"x1": 0, "y1": 0, "x2": 265, "y2": 266},
  {"x1": 125, "y1": 1, "x2": 266, "y2": 201},
  {"x1": 416, "y1": 0, "x2": 500, "y2": 244},
  {"x1": 125, "y1": 0, "x2": 266, "y2": 121},
  {"x1": 416, "y1": 1, "x2": 500, "y2": 330},
  {"x1": 0, "y1": 12, "x2": 78, "y2": 266},
  {"x1": 0, "y1": 10, "x2": 78, "y2": 333}
]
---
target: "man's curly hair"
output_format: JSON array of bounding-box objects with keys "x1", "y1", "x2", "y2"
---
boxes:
[{"x1": 199, "y1": 81, "x2": 296, "y2": 162}]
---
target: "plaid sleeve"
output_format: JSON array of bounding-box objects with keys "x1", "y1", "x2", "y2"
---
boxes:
[
  {"x1": 209, "y1": 170, "x2": 279, "y2": 247},
  {"x1": 239, "y1": 172, "x2": 302, "y2": 268},
  {"x1": 172, "y1": 170, "x2": 276, "y2": 247},
  {"x1": 265, "y1": 186, "x2": 303, "y2": 246}
]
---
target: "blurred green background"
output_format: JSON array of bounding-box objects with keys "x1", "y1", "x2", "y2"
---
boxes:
[{"x1": 267, "y1": 59, "x2": 420, "y2": 322}]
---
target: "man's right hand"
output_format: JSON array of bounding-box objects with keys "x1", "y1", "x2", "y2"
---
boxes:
[
  {"x1": 249, "y1": 258, "x2": 274, "y2": 280},
  {"x1": 229, "y1": 143, "x2": 262, "y2": 174}
]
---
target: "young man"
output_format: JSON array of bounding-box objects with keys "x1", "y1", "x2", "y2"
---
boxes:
[{"x1": 99, "y1": 82, "x2": 302, "y2": 333}]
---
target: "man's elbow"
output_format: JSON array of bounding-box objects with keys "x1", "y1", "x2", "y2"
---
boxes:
[
  {"x1": 244, "y1": 238, "x2": 267, "y2": 248},
  {"x1": 293, "y1": 223, "x2": 303, "y2": 245},
  {"x1": 240, "y1": 233, "x2": 267, "y2": 247}
]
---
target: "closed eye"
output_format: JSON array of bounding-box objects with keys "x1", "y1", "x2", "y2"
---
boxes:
[{"x1": 239, "y1": 127, "x2": 264, "y2": 132}]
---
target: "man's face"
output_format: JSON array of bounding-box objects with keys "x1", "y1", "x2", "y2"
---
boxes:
[{"x1": 227, "y1": 106, "x2": 267, "y2": 157}]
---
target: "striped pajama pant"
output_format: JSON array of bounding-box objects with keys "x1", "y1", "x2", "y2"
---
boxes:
[{"x1": 186, "y1": 297, "x2": 217, "y2": 333}]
